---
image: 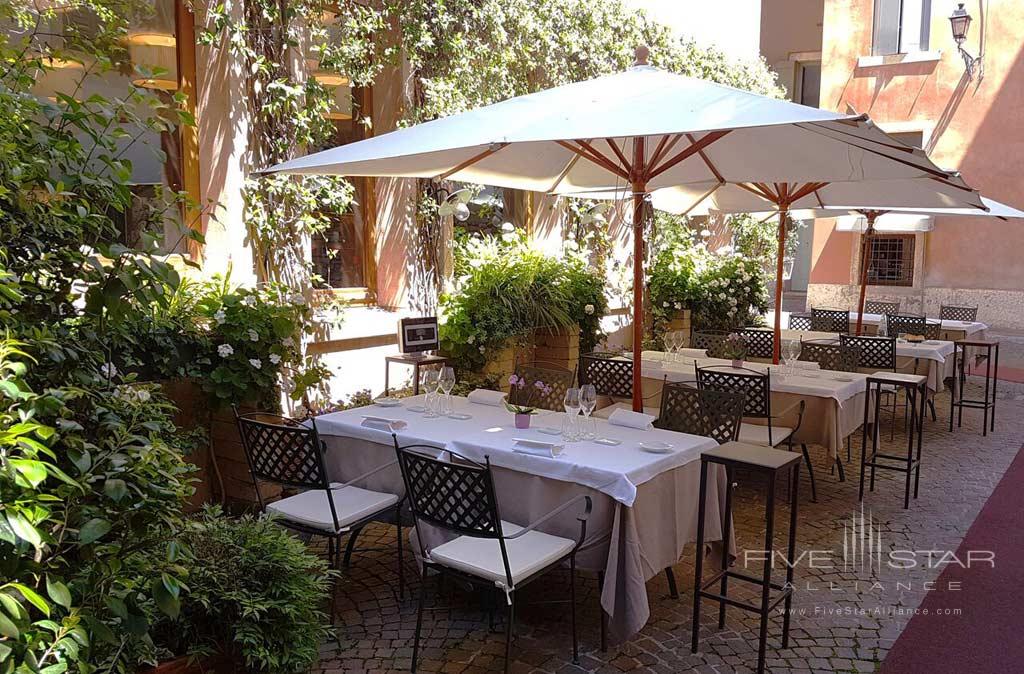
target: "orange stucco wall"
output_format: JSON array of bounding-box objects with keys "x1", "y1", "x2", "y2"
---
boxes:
[{"x1": 811, "y1": 0, "x2": 1024, "y2": 291}]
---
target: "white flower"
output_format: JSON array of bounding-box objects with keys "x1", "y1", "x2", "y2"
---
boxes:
[
  {"x1": 700, "y1": 229, "x2": 712, "y2": 238},
  {"x1": 269, "y1": 353, "x2": 281, "y2": 365},
  {"x1": 281, "y1": 336, "x2": 295, "y2": 348},
  {"x1": 584, "y1": 304, "x2": 595, "y2": 315},
  {"x1": 241, "y1": 295, "x2": 256, "y2": 307},
  {"x1": 281, "y1": 379, "x2": 296, "y2": 393},
  {"x1": 564, "y1": 240, "x2": 578, "y2": 251},
  {"x1": 135, "y1": 389, "x2": 151, "y2": 403},
  {"x1": 662, "y1": 301, "x2": 670, "y2": 308},
  {"x1": 249, "y1": 358, "x2": 262, "y2": 370},
  {"x1": 501, "y1": 232, "x2": 516, "y2": 243},
  {"x1": 728, "y1": 307, "x2": 737, "y2": 315},
  {"x1": 718, "y1": 293, "x2": 727, "y2": 301},
  {"x1": 100, "y1": 362, "x2": 118, "y2": 379},
  {"x1": 674, "y1": 302, "x2": 682, "y2": 310},
  {"x1": 214, "y1": 309, "x2": 226, "y2": 324},
  {"x1": 467, "y1": 335, "x2": 476, "y2": 344},
  {"x1": 501, "y1": 222, "x2": 515, "y2": 232},
  {"x1": 729, "y1": 297, "x2": 738, "y2": 304},
  {"x1": 293, "y1": 404, "x2": 308, "y2": 418},
  {"x1": 218, "y1": 344, "x2": 234, "y2": 358},
  {"x1": 478, "y1": 345, "x2": 486, "y2": 353},
  {"x1": 289, "y1": 292, "x2": 306, "y2": 305},
  {"x1": 247, "y1": 329, "x2": 259, "y2": 342}
]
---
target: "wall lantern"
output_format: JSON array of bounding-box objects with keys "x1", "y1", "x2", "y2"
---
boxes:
[
  {"x1": 949, "y1": 3, "x2": 981, "y2": 77},
  {"x1": 126, "y1": 0, "x2": 178, "y2": 90}
]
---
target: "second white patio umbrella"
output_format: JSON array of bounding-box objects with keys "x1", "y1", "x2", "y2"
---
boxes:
[{"x1": 267, "y1": 48, "x2": 985, "y2": 410}]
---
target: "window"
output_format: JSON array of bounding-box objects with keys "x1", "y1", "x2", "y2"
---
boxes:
[
  {"x1": 312, "y1": 86, "x2": 375, "y2": 292},
  {"x1": 863, "y1": 234, "x2": 916, "y2": 286},
  {"x1": 872, "y1": 0, "x2": 931, "y2": 56},
  {"x1": 797, "y1": 62, "x2": 821, "y2": 108}
]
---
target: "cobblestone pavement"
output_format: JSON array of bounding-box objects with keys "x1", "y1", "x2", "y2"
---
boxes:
[{"x1": 314, "y1": 379, "x2": 1024, "y2": 674}]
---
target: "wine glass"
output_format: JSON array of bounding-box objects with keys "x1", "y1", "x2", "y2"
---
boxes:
[
  {"x1": 784, "y1": 339, "x2": 801, "y2": 375},
  {"x1": 438, "y1": 366, "x2": 456, "y2": 416},
  {"x1": 421, "y1": 369, "x2": 439, "y2": 418},
  {"x1": 562, "y1": 387, "x2": 581, "y2": 441},
  {"x1": 579, "y1": 384, "x2": 597, "y2": 439}
]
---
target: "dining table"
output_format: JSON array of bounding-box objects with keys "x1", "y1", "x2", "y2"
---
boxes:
[
  {"x1": 311, "y1": 393, "x2": 729, "y2": 644},
  {"x1": 844, "y1": 312, "x2": 988, "y2": 341},
  {"x1": 637, "y1": 351, "x2": 868, "y2": 461}
]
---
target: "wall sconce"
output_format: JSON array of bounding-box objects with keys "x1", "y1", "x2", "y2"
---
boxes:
[
  {"x1": 430, "y1": 184, "x2": 472, "y2": 222},
  {"x1": 949, "y1": 3, "x2": 981, "y2": 77},
  {"x1": 126, "y1": 0, "x2": 178, "y2": 90}
]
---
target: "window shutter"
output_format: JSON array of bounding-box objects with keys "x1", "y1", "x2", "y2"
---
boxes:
[{"x1": 872, "y1": 0, "x2": 901, "y2": 56}]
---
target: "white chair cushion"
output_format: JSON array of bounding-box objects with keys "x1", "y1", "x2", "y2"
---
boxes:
[
  {"x1": 592, "y1": 401, "x2": 660, "y2": 419},
  {"x1": 738, "y1": 422, "x2": 794, "y2": 447},
  {"x1": 267, "y1": 484, "x2": 400, "y2": 533},
  {"x1": 428, "y1": 521, "x2": 575, "y2": 589}
]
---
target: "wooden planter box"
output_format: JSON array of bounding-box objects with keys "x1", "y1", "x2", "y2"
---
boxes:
[
  {"x1": 159, "y1": 378, "x2": 213, "y2": 511},
  {"x1": 481, "y1": 337, "x2": 535, "y2": 391},
  {"x1": 664, "y1": 310, "x2": 692, "y2": 347},
  {"x1": 210, "y1": 403, "x2": 282, "y2": 511},
  {"x1": 534, "y1": 325, "x2": 581, "y2": 374}
]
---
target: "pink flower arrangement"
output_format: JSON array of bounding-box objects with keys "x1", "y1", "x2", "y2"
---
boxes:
[{"x1": 505, "y1": 374, "x2": 553, "y2": 415}]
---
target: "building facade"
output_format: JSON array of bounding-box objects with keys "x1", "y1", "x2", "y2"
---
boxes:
[{"x1": 763, "y1": 0, "x2": 1024, "y2": 326}]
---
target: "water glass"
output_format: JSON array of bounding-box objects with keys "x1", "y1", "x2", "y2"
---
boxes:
[
  {"x1": 421, "y1": 370, "x2": 440, "y2": 418},
  {"x1": 562, "y1": 387, "x2": 581, "y2": 441},
  {"x1": 580, "y1": 384, "x2": 597, "y2": 439},
  {"x1": 438, "y1": 366, "x2": 456, "y2": 415}
]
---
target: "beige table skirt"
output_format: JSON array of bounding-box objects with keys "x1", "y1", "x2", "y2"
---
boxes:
[
  {"x1": 320, "y1": 435, "x2": 730, "y2": 644},
  {"x1": 641, "y1": 377, "x2": 866, "y2": 460},
  {"x1": 895, "y1": 355, "x2": 955, "y2": 394}
]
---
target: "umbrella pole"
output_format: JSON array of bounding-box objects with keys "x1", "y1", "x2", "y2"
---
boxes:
[
  {"x1": 772, "y1": 205, "x2": 789, "y2": 364},
  {"x1": 631, "y1": 144, "x2": 647, "y2": 412},
  {"x1": 855, "y1": 212, "x2": 879, "y2": 335}
]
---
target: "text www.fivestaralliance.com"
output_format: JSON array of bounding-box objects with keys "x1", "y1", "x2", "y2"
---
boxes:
[{"x1": 777, "y1": 606, "x2": 962, "y2": 617}]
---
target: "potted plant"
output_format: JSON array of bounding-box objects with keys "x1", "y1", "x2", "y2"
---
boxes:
[
  {"x1": 504, "y1": 374, "x2": 554, "y2": 428},
  {"x1": 723, "y1": 333, "x2": 749, "y2": 368}
]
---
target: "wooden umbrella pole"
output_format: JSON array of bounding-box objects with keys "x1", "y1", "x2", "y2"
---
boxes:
[
  {"x1": 631, "y1": 136, "x2": 647, "y2": 412},
  {"x1": 772, "y1": 202, "x2": 789, "y2": 364},
  {"x1": 855, "y1": 211, "x2": 880, "y2": 335}
]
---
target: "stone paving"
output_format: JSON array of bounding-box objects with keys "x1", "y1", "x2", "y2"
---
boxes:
[{"x1": 314, "y1": 378, "x2": 1024, "y2": 674}]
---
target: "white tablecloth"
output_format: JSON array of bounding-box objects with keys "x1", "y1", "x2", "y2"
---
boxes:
[
  {"x1": 314, "y1": 394, "x2": 717, "y2": 506},
  {"x1": 849, "y1": 312, "x2": 988, "y2": 336}
]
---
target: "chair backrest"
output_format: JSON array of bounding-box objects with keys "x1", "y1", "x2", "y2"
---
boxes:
[
  {"x1": 811, "y1": 307, "x2": 850, "y2": 333},
  {"x1": 865, "y1": 299, "x2": 900, "y2": 315},
  {"x1": 923, "y1": 319, "x2": 942, "y2": 341},
  {"x1": 655, "y1": 383, "x2": 745, "y2": 444},
  {"x1": 886, "y1": 313, "x2": 926, "y2": 337},
  {"x1": 798, "y1": 339, "x2": 860, "y2": 372},
  {"x1": 939, "y1": 304, "x2": 978, "y2": 322},
  {"x1": 692, "y1": 329, "x2": 734, "y2": 359},
  {"x1": 840, "y1": 334, "x2": 896, "y2": 371},
  {"x1": 739, "y1": 327, "x2": 774, "y2": 359},
  {"x1": 696, "y1": 364, "x2": 771, "y2": 420},
  {"x1": 578, "y1": 352, "x2": 633, "y2": 399},
  {"x1": 234, "y1": 410, "x2": 329, "y2": 490},
  {"x1": 509, "y1": 361, "x2": 575, "y2": 411},
  {"x1": 788, "y1": 313, "x2": 813, "y2": 331}
]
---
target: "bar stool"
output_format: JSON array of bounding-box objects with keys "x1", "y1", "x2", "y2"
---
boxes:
[
  {"x1": 860, "y1": 372, "x2": 927, "y2": 509},
  {"x1": 691, "y1": 441, "x2": 801, "y2": 674},
  {"x1": 950, "y1": 339, "x2": 1000, "y2": 436}
]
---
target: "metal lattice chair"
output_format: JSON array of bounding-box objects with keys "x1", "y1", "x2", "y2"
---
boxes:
[
  {"x1": 840, "y1": 334, "x2": 906, "y2": 440},
  {"x1": 798, "y1": 339, "x2": 860, "y2": 373},
  {"x1": 234, "y1": 409, "x2": 405, "y2": 603},
  {"x1": 693, "y1": 329, "x2": 737, "y2": 359},
  {"x1": 788, "y1": 314, "x2": 813, "y2": 331},
  {"x1": 811, "y1": 307, "x2": 851, "y2": 333},
  {"x1": 578, "y1": 353, "x2": 660, "y2": 417},
  {"x1": 655, "y1": 383, "x2": 745, "y2": 445},
  {"x1": 940, "y1": 304, "x2": 978, "y2": 322},
  {"x1": 509, "y1": 361, "x2": 576, "y2": 412},
  {"x1": 394, "y1": 440, "x2": 592, "y2": 674},
  {"x1": 923, "y1": 320, "x2": 942, "y2": 341},
  {"x1": 864, "y1": 299, "x2": 900, "y2": 315},
  {"x1": 740, "y1": 327, "x2": 775, "y2": 360},
  {"x1": 696, "y1": 365, "x2": 817, "y2": 501},
  {"x1": 886, "y1": 314, "x2": 926, "y2": 337}
]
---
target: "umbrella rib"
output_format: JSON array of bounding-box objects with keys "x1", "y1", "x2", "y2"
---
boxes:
[
  {"x1": 738, "y1": 182, "x2": 775, "y2": 202},
  {"x1": 647, "y1": 130, "x2": 731, "y2": 181},
  {"x1": 686, "y1": 133, "x2": 725, "y2": 183},
  {"x1": 604, "y1": 138, "x2": 633, "y2": 175},
  {"x1": 578, "y1": 138, "x2": 630, "y2": 176},
  {"x1": 681, "y1": 182, "x2": 724, "y2": 216},
  {"x1": 787, "y1": 181, "x2": 830, "y2": 204},
  {"x1": 555, "y1": 140, "x2": 630, "y2": 180},
  {"x1": 647, "y1": 134, "x2": 675, "y2": 172},
  {"x1": 437, "y1": 142, "x2": 509, "y2": 180},
  {"x1": 548, "y1": 153, "x2": 581, "y2": 193}
]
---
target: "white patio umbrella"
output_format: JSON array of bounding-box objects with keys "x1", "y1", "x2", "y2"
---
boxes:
[{"x1": 266, "y1": 48, "x2": 985, "y2": 410}]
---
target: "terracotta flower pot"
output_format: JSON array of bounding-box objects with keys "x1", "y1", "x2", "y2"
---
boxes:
[
  {"x1": 514, "y1": 413, "x2": 532, "y2": 429},
  {"x1": 731, "y1": 359, "x2": 743, "y2": 368}
]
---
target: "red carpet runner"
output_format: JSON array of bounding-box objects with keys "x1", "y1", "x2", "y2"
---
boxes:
[{"x1": 881, "y1": 444, "x2": 1024, "y2": 673}]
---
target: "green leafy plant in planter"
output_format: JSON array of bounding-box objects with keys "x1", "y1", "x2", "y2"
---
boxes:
[
  {"x1": 152, "y1": 507, "x2": 334, "y2": 674},
  {"x1": 440, "y1": 232, "x2": 608, "y2": 371}
]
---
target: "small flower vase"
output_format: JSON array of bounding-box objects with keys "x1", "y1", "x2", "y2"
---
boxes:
[
  {"x1": 514, "y1": 413, "x2": 532, "y2": 429},
  {"x1": 731, "y1": 358, "x2": 743, "y2": 368}
]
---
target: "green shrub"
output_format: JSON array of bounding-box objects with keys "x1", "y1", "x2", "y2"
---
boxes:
[
  {"x1": 153, "y1": 507, "x2": 334, "y2": 674},
  {"x1": 440, "y1": 232, "x2": 607, "y2": 371}
]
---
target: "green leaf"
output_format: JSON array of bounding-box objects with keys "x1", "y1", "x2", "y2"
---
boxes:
[
  {"x1": 104, "y1": 596, "x2": 128, "y2": 620},
  {"x1": 103, "y1": 478, "x2": 128, "y2": 502},
  {"x1": 6, "y1": 512, "x2": 42, "y2": 548},
  {"x1": 46, "y1": 576, "x2": 72, "y2": 609},
  {"x1": 78, "y1": 518, "x2": 111, "y2": 544},
  {"x1": 151, "y1": 577, "x2": 179, "y2": 619},
  {"x1": 8, "y1": 583, "x2": 48, "y2": 617},
  {"x1": 0, "y1": 611, "x2": 18, "y2": 639}
]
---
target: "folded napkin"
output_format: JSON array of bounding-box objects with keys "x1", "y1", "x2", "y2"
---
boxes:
[
  {"x1": 512, "y1": 438, "x2": 564, "y2": 457},
  {"x1": 790, "y1": 360, "x2": 820, "y2": 370},
  {"x1": 361, "y1": 415, "x2": 408, "y2": 431},
  {"x1": 607, "y1": 408, "x2": 655, "y2": 430},
  {"x1": 467, "y1": 388, "x2": 507, "y2": 406}
]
